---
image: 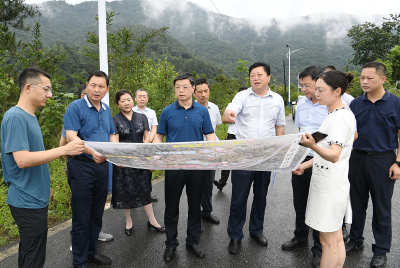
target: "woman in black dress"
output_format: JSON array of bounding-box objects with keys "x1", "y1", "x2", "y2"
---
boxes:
[{"x1": 112, "y1": 90, "x2": 165, "y2": 235}]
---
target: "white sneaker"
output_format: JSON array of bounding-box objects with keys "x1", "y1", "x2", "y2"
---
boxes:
[
  {"x1": 98, "y1": 231, "x2": 114, "y2": 242},
  {"x1": 69, "y1": 245, "x2": 72, "y2": 252}
]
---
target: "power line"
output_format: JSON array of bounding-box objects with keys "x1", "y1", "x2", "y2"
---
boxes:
[{"x1": 210, "y1": 0, "x2": 258, "y2": 59}]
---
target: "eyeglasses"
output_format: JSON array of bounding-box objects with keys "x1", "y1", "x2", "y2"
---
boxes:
[
  {"x1": 31, "y1": 84, "x2": 53, "y2": 93},
  {"x1": 299, "y1": 84, "x2": 314, "y2": 89}
]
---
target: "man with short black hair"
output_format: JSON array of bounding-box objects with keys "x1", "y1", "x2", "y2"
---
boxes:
[
  {"x1": 1, "y1": 67, "x2": 85, "y2": 268},
  {"x1": 193, "y1": 78, "x2": 221, "y2": 225},
  {"x1": 153, "y1": 73, "x2": 216, "y2": 262},
  {"x1": 346, "y1": 62, "x2": 400, "y2": 268},
  {"x1": 281, "y1": 66, "x2": 324, "y2": 267},
  {"x1": 64, "y1": 70, "x2": 117, "y2": 267},
  {"x1": 223, "y1": 62, "x2": 286, "y2": 255}
]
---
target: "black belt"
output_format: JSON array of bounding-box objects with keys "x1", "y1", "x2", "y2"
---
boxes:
[
  {"x1": 354, "y1": 149, "x2": 394, "y2": 156},
  {"x1": 70, "y1": 155, "x2": 95, "y2": 163}
]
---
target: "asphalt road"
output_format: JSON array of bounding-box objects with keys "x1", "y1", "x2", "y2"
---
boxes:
[{"x1": 1, "y1": 115, "x2": 400, "y2": 268}]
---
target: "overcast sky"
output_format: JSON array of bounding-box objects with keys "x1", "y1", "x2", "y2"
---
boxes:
[{"x1": 24, "y1": 0, "x2": 399, "y2": 21}]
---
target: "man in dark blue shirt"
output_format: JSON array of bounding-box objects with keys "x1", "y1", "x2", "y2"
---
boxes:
[
  {"x1": 153, "y1": 73, "x2": 215, "y2": 262},
  {"x1": 346, "y1": 62, "x2": 400, "y2": 268},
  {"x1": 64, "y1": 71, "x2": 117, "y2": 268}
]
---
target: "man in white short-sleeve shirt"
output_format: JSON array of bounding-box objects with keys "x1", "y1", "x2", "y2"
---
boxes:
[
  {"x1": 223, "y1": 62, "x2": 286, "y2": 255},
  {"x1": 133, "y1": 88, "x2": 159, "y2": 202},
  {"x1": 193, "y1": 78, "x2": 221, "y2": 225}
]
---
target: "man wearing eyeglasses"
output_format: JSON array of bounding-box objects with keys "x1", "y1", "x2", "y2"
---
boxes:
[
  {"x1": 64, "y1": 71, "x2": 117, "y2": 267},
  {"x1": 280, "y1": 66, "x2": 325, "y2": 268},
  {"x1": 1, "y1": 67, "x2": 85, "y2": 268},
  {"x1": 153, "y1": 73, "x2": 215, "y2": 262}
]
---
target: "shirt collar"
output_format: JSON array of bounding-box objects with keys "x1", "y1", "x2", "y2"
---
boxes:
[
  {"x1": 362, "y1": 89, "x2": 390, "y2": 102},
  {"x1": 305, "y1": 98, "x2": 322, "y2": 106},
  {"x1": 84, "y1": 95, "x2": 106, "y2": 110},
  {"x1": 194, "y1": 100, "x2": 210, "y2": 108},
  {"x1": 133, "y1": 105, "x2": 148, "y2": 112},
  {"x1": 175, "y1": 100, "x2": 195, "y2": 109},
  {"x1": 249, "y1": 87, "x2": 273, "y2": 98}
]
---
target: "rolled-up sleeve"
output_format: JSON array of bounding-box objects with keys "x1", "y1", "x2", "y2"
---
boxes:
[
  {"x1": 276, "y1": 97, "x2": 286, "y2": 126},
  {"x1": 225, "y1": 91, "x2": 247, "y2": 115}
]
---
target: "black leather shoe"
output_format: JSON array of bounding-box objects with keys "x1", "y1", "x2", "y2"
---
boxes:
[
  {"x1": 125, "y1": 227, "x2": 133, "y2": 236},
  {"x1": 147, "y1": 221, "x2": 166, "y2": 233},
  {"x1": 186, "y1": 244, "x2": 205, "y2": 258},
  {"x1": 88, "y1": 254, "x2": 112, "y2": 265},
  {"x1": 370, "y1": 254, "x2": 387, "y2": 268},
  {"x1": 151, "y1": 195, "x2": 158, "y2": 202},
  {"x1": 163, "y1": 247, "x2": 176, "y2": 262},
  {"x1": 281, "y1": 238, "x2": 308, "y2": 250},
  {"x1": 228, "y1": 239, "x2": 241, "y2": 255},
  {"x1": 250, "y1": 233, "x2": 268, "y2": 246},
  {"x1": 312, "y1": 253, "x2": 321, "y2": 268},
  {"x1": 345, "y1": 242, "x2": 364, "y2": 254},
  {"x1": 342, "y1": 224, "x2": 349, "y2": 242},
  {"x1": 213, "y1": 180, "x2": 226, "y2": 191},
  {"x1": 202, "y1": 214, "x2": 220, "y2": 224}
]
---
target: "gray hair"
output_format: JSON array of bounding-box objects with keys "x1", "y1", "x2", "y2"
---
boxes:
[{"x1": 135, "y1": 88, "x2": 148, "y2": 97}]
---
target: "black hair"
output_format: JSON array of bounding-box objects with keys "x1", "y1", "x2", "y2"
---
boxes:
[
  {"x1": 322, "y1": 65, "x2": 336, "y2": 72},
  {"x1": 249, "y1": 62, "x2": 271, "y2": 76},
  {"x1": 115, "y1": 90, "x2": 133, "y2": 105},
  {"x1": 87, "y1": 70, "x2": 109, "y2": 86},
  {"x1": 194, "y1": 78, "x2": 209, "y2": 92},
  {"x1": 238, "y1": 86, "x2": 248, "y2": 92},
  {"x1": 362, "y1": 61, "x2": 387, "y2": 76},
  {"x1": 18, "y1": 67, "x2": 51, "y2": 91},
  {"x1": 135, "y1": 88, "x2": 148, "y2": 97},
  {"x1": 316, "y1": 70, "x2": 353, "y2": 95},
  {"x1": 77, "y1": 84, "x2": 86, "y2": 99},
  {"x1": 173, "y1": 72, "x2": 195, "y2": 86},
  {"x1": 299, "y1": 66, "x2": 323, "y2": 81}
]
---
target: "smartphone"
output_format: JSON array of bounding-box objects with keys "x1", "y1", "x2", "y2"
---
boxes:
[
  {"x1": 299, "y1": 131, "x2": 328, "y2": 147},
  {"x1": 312, "y1": 131, "x2": 328, "y2": 143}
]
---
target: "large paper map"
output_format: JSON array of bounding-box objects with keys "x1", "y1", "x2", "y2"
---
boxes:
[{"x1": 85, "y1": 134, "x2": 310, "y2": 173}]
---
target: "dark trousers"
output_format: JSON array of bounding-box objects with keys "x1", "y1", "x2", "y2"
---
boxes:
[
  {"x1": 227, "y1": 170, "x2": 271, "y2": 240},
  {"x1": 348, "y1": 150, "x2": 396, "y2": 255},
  {"x1": 67, "y1": 159, "x2": 109, "y2": 267},
  {"x1": 220, "y1": 133, "x2": 236, "y2": 184},
  {"x1": 201, "y1": 170, "x2": 216, "y2": 217},
  {"x1": 291, "y1": 156, "x2": 322, "y2": 255},
  {"x1": 9, "y1": 205, "x2": 48, "y2": 268},
  {"x1": 164, "y1": 170, "x2": 205, "y2": 248}
]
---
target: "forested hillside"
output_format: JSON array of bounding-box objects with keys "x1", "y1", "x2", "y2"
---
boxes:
[{"x1": 13, "y1": 0, "x2": 378, "y2": 83}]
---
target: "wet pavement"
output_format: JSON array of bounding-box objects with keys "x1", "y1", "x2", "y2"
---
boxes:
[{"x1": 1, "y1": 116, "x2": 400, "y2": 268}]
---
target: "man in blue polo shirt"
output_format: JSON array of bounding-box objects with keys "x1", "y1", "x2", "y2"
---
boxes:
[
  {"x1": 64, "y1": 70, "x2": 117, "y2": 268},
  {"x1": 1, "y1": 67, "x2": 85, "y2": 268},
  {"x1": 346, "y1": 62, "x2": 400, "y2": 268},
  {"x1": 153, "y1": 73, "x2": 215, "y2": 262}
]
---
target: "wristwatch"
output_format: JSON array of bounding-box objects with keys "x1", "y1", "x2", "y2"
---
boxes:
[{"x1": 394, "y1": 161, "x2": 400, "y2": 167}]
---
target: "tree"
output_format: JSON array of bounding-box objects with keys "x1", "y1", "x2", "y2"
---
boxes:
[
  {"x1": 0, "y1": 0, "x2": 38, "y2": 52},
  {"x1": 388, "y1": 46, "x2": 400, "y2": 83},
  {"x1": 348, "y1": 14, "x2": 400, "y2": 66}
]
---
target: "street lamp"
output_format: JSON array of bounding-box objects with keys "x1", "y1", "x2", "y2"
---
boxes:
[
  {"x1": 286, "y1": 45, "x2": 302, "y2": 108},
  {"x1": 273, "y1": 79, "x2": 278, "y2": 92}
]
